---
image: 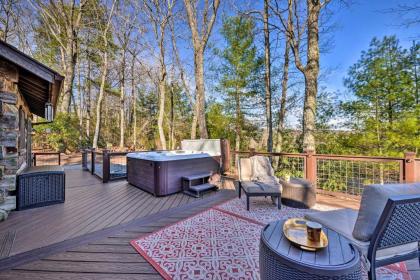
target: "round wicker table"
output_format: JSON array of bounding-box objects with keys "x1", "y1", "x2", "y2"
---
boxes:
[{"x1": 260, "y1": 219, "x2": 362, "y2": 280}]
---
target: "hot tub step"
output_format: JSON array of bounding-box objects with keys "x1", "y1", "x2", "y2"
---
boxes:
[
  {"x1": 183, "y1": 183, "x2": 218, "y2": 198},
  {"x1": 182, "y1": 172, "x2": 213, "y2": 181}
]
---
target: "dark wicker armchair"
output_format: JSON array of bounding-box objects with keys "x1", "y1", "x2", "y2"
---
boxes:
[
  {"x1": 366, "y1": 195, "x2": 420, "y2": 279},
  {"x1": 305, "y1": 183, "x2": 420, "y2": 280}
]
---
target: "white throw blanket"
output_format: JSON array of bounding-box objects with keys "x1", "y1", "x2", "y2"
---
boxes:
[{"x1": 250, "y1": 156, "x2": 280, "y2": 187}]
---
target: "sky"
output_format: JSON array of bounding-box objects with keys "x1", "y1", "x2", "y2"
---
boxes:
[{"x1": 322, "y1": 0, "x2": 419, "y2": 98}]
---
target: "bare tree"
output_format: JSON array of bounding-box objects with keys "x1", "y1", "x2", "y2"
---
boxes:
[
  {"x1": 115, "y1": 4, "x2": 135, "y2": 148},
  {"x1": 141, "y1": 0, "x2": 174, "y2": 150},
  {"x1": 275, "y1": 0, "x2": 332, "y2": 152},
  {"x1": 263, "y1": 0, "x2": 273, "y2": 152},
  {"x1": 85, "y1": 34, "x2": 92, "y2": 139},
  {"x1": 0, "y1": 0, "x2": 18, "y2": 42},
  {"x1": 31, "y1": 0, "x2": 87, "y2": 113},
  {"x1": 169, "y1": 14, "x2": 196, "y2": 138},
  {"x1": 383, "y1": 4, "x2": 420, "y2": 29},
  {"x1": 183, "y1": 0, "x2": 221, "y2": 139},
  {"x1": 128, "y1": 47, "x2": 140, "y2": 149},
  {"x1": 92, "y1": 0, "x2": 117, "y2": 148},
  {"x1": 271, "y1": 0, "x2": 293, "y2": 153}
]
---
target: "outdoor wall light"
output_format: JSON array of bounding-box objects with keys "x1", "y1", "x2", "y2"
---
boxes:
[{"x1": 45, "y1": 102, "x2": 54, "y2": 122}]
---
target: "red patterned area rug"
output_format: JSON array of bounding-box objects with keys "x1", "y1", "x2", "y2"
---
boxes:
[
  {"x1": 131, "y1": 198, "x2": 412, "y2": 280},
  {"x1": 131, "y1": 208, "x2": 263, "y2": 279}
]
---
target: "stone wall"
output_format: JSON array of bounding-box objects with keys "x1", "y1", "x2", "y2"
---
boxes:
[{"x1": 0, "y1": 60, "x2": 32, "y2": 220}]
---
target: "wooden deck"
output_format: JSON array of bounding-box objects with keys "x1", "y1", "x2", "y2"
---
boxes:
[
  {"x1": 0, "y1": 168, "x2": 223, "y2": 256},
  {"x1": 0, "y1": 169, "x2": 235, "y2": 279},
  {"x1": 0, "y1": 168, "x2": 417, "y2": 279}
]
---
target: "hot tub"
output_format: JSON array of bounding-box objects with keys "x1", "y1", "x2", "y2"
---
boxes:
[{"x1": 127, "y1": 150, "x2": 220, "y2": 196}]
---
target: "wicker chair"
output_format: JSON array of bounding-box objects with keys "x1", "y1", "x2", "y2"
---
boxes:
[
  {"x1": 16, "y1": 166, "x2": 65, "y2": 210},
  {"x1": 305, "y1": 183, "x2": 420, "y2": 280}
]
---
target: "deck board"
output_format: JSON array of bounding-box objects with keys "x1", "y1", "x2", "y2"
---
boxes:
[{"x1": 0, "y1": 231, "x2": 15, "y2": 258}]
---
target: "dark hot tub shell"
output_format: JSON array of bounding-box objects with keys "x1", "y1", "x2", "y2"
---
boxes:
[{"x1": 127, "y1": 156, "x2": 220, "y2": 196}]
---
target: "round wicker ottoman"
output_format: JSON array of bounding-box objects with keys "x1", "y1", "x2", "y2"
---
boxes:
[
  {"x1": 279, "y1": 178, "x2": 316, "y2": 209},
  {"x1": 260, "y1": 219, "x2": 361, "y2": 280}
]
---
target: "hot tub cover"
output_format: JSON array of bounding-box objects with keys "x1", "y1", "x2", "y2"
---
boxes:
[{"x1": 126, "y1": 150, "x2": 216, "y2": 161}]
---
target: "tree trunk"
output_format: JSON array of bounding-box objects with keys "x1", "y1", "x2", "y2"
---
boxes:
[
  {"x1": 170, "y1": 84, "x2": 175, "y2": 149},
  {"x1": 235, "y1": 90, "x2": 241, "y2": 165},
  {"x1": 191, "y1": 111, "x2": 198, "y2": 139},
  {"x1": 131, "y1": 55, "x2": 137, "y2": 149},
  {"x1": 183, "y1": 0, "x2": 220, "y2": 139},
  {"x1": 301, "y1": 0, "x2": 321, "y2": 152},
  {"x1": 92, "y1": 48, "x2": 108, "y2": 148},
  {"x1": 263, "y1": 0, "x2": 272, "y2": 152},
  {"x1": 119, "y1": 52, "x2": 126, "y2": 148},
  {"x1": 86, "y1": 54, "x2": 91, "y2": 138},
  {"x1": 92, "y1": 0, "x2": 116, "y2": 148},
  {"x1": 302, "y1": 72, "x2": 317, "y2": 152},
  {"x1": 77, "y1": 62, "x2": 83, "y2": 143},
  {"x1": 276, "y1": 25, "x2": 291, "y2": 153},
  {"x1": 194, "y1": 51, "x2": 208, "y2": 138},
  {"x1": 60, "y1": 45, "x2": 77, "y2": 113},
  {"x1": 157, "y1": 67, "x2": 167, "y2": 150}
]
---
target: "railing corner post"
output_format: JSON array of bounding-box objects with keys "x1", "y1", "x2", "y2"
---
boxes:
[
  {"x1": 403, "y1": 151, "x2": 416, "y2": 183},
  {"x1": 304, "y1": 149, "x2": 317, "y2": 186},
  {"x1": 82, "y1": 149, "x2": 87, "y2": 170},
  {"x1": 103, "y1": 149, "x2": 110, "y2": 183},
  {"x1": 249, "y1": 148, "x2": 256, "y2": 157},
  {"x1": 91, "y1": 148, "x2": 96, "y2": 175}
]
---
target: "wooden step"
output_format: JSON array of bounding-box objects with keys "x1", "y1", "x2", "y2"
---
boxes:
[
  {"x1": 190, "y1": 183, "x2": 215, "y2": 192},
  {"x1": 182, "y1": 172, "x2": 212, "y2": 181},
  {"x1": 183, "y1": 183, "x2": 218, "y2": 198}
]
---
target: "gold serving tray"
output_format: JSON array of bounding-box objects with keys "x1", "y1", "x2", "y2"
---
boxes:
[{"x1": 283, "y1": 218, "x2": 328, "y2": 251}]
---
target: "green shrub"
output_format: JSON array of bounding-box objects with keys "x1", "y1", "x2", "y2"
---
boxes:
[{"x1": 33, "y1": 113, "x2": 82, "y2": 152}]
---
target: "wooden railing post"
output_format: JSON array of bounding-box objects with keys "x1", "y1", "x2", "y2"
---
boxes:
[
  {"x1": 58, "y1": 152, "x2": 61, "y2": 165},
  {"x1": 304, "y1": 149, "x2": 317, "y2": 185},
  {"x1": 404, "y1": 151, "x2": 416, "y2": 183},
  {"x1": 220, "y1": 139, "x2": 230, "y2": 174},
  {"x1": 33, "y1": 153, "x2": 37, "y2": 166},
  {"x1": 103, "y1": 149, "x2": 110, "y2": 183},
  {"x1": 249, "y1": 148, "x2": 256, "y2": 157},
  {"x1": 91, "y1": 149, "x2": 95, "y2": 175}
]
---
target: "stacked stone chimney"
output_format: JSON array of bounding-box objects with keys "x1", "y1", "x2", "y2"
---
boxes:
[{"x1": 0, "y1": 60, "x2": 31, "y2": 220}]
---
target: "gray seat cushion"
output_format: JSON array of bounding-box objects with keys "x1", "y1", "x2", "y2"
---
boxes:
[
  {"x1": 352, "y1": 183, "x2": 420, "y2": 241},
  {"x1": 305, "y1": 209, "x2": 419, "y2": 260},
  {"x1": 241, "y1": 181, "x2": 281, "y2": 194},
  {"x1": 238, "y1": 156, "x2": 282, "y2": 192},
  {"x1": 305, "y1": 209, "x2": 370, "y2": 254}
]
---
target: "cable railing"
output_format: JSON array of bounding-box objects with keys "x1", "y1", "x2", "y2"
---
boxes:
[
  {"x1": 232, "y1": 149, "x2": 418, "y2": 197},
  {"x1": 32, "y1": 151, "x2": 61, "y2": 166},
  {"x1": 81, "y1": 145, "x2": 418, "y2": 194},
  {"x1": 82, "y1": 149, "x2": 129, "y2": 183}
]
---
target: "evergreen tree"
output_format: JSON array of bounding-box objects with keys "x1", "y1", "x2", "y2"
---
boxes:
[
  {"x1": 342, "y1": 36, "x2": 419, "y2": 156},
  {"x1": 217, "y1": 16, "x2": 263, "y2": 153}
]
